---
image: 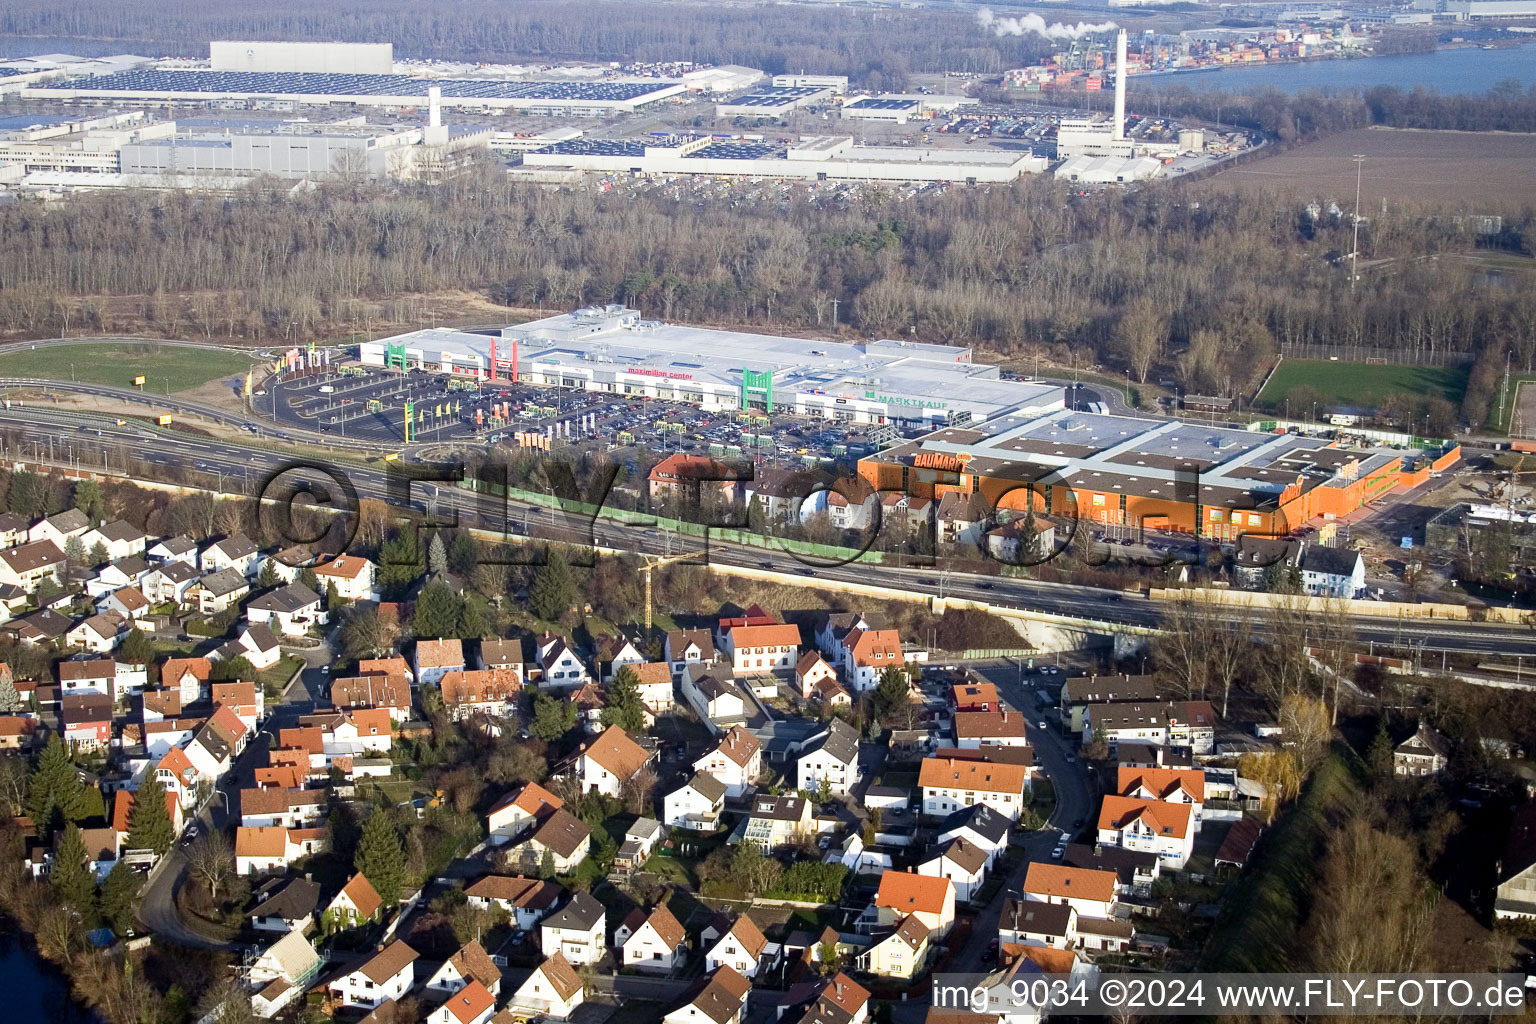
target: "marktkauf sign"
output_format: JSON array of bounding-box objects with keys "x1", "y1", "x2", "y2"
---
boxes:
[{"x1": 865, "y1": 390, "x2": 948, "y2": 410}]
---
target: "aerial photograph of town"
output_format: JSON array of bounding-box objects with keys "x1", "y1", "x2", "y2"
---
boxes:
[{"x1": 0, "y1": 0, "x2": 1532, "y2": 1021}]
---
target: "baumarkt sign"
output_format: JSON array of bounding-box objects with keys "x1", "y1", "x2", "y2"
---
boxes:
[{"x1": 865, "y1": 390, "x2": 948, "y2": 410}]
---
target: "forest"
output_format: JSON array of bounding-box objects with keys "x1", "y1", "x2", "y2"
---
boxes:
[{"x1": 0, "y1": 162, "x2": 1530, "y2": 427}]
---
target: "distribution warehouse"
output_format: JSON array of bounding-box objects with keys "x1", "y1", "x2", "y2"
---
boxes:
[
  {"x1": 856, "y1": 409, "x2": 1461, "y2": 541},
  {"x1": 358, "y1": 306, "x2": 1066, "y2": 428}
]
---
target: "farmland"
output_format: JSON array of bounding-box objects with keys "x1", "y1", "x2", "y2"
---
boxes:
[
  {"x1": 1200, "y1": 127, "x2": 1536, "y2": 208},
  {"x1": 1258, "y1": 357, "x2": 1467, "y2": 411},
  {"x1": 0, "y1": 342, "x2": 253, "y2": 393}
]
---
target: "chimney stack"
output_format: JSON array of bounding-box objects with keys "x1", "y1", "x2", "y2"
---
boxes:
[
  {"x1": 1113, "y1": 30, "x2": 1128, "y2": 143},
  {"x1": 428, "y1": 85, "x2": 442, "y2": 128}
]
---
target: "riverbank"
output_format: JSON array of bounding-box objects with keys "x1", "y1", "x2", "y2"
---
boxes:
[
  {"x1": 0, "y1": 925, "x2": 101, "y2": 1024},
  {"x1": 1139, "y1": 41, "x2": 1536, "y2": 95}
]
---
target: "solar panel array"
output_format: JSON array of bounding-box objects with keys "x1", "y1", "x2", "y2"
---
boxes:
[
  {"x1": 684, "y1": 141, "x2": 784, "y2": 160},
  {"x1": 721, "y1": 85, "x2": 826, "y2": 108},
  {"x1": 538, "y1": 138, "x2": 648, "y2": 157},
  {"x1": 847, "y1": 97, "x2": 919, "y2": 111},
  {"x1": 37, "y1": 69, "x2": 678, "y2": 102},
  {"x1": 0, "y1": 68, "x2": 25, "y2": 79}
]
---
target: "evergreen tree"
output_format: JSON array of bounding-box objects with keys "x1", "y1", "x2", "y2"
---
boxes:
[
  {"x1": 326, "y1": 580, "x2": 341, "y2": 610},
  {"x1": 257, "y1": 558, "x2": 280, "y2": 589},
  {"x1": 412, "y1": 580, "x2": 461, "y2": 639},
  {"x1": 448, "y1": 532, "x2": 479, "y2": 576},
  {"x1": 100, "y1": 860, "x2": 143, "y2": 936},
  {"x1": 539, "y1": 848, "x2": 557, "y2": 880},
  {"x1": 1368, "y1": 719, "x2": 1396, "y2": 782},
  {"x1": 529, "y1": 549, "x2": 577, "y2": 622},
  {"x1": 530, "y1": 692, "x2": 578, "y2": 741},
  {"x1": 50, "y1": 823, "x2": 97, "y2": 914},
  {"x1": 209, "y1": 655, "x2": 255, "y2": 682},
  {"x1": 457, "y1": 594, "x2": 489, "y2": 640},
  {"x1": 296, "y1": 567, "x2": 319, "y2": 594},
  {"x1": 0, "y1": 667, "x2": 20, "y2": 713},
  {"x1": 28, "y1": 735, "x2": 88, "y2": 836},
  {"x1": 428, "y1": 533, "x2": 449, "y2": 577},
  {"x1": 73, "y1": 479, "x2": 105, "y2": 524},
  {"x1": 127, "y1": 776, "x2": 176, "y2": 856},
  {"x1": 64, "y1": 535, "x2": 86, "y2": 566},
  {"x1": 600, "y1": 666, "x2": 648, "y2": 734},
  {"x1": 119, "y1": 628, "x2": 154, "y2": 666},
  {"x1": 378, "y1": 531, "x2": 423, "y2": 596},
  {"x1": 354, "y1": 810, "x2": 405, "y2": 909},
  {"x1": 88, "y1": 541, "x2": 108, "y2": 567},
  {"x1": 871, "y1": 663, "x2": 911, "y2": 722}
]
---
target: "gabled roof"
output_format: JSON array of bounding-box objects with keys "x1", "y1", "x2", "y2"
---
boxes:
[
  {"x1": 1501, "y1": 802, "x2": 1536, "y2": 884},
  {"x1": 105, "y1": 555, "x2": 150, "y2": 578},
  {"x1": 247, "y1": 582, "x2": 321, "y2": 614},
  {"x1": 249, "y1": 876, "x2": 323, "y2": 922},
  {"x1": 1001, "y1": 896, "x2": 1074, "y2": 938},
  {"x1": 801, "y1": 718, "x2": 859, "y2": 766},
  {"x1": 58, "y1": 658, "x2": 114, "y2": 682},
  {"x1": 1396, "y1": 721, "x2": 1450, "y2": 758},
  {"x1": 465, "y1": 875, "x2": 564, "y2": 910},
  {"x1": 477, "y1": 638, "x2": 524, "y2": 668},
  {"x1": 60, "y1": 693, "x2": 110, "y2": 724},
  {"x1": 705, "y1": 725, "x2": 760, "y2": 767},
  {"x1": 161, "y1": 656, "x2": 211, "y2": 684},
  {"x1": 1301, "y1": 543, "x2": 1362, "y2": 578},
  {"x1": 889, "y1": 913, "x2": 931, "y2": 950},
  {"x1": 314, "y1": 554, "x2": 372, "y2": 581},
  {"x1": 1097, "y1": 795, "x2": 1192, "y2": 839},
  {"x1": 718, "y1": 913, "x2": 767, "y2": 958},
  {"x1": 336, "y1": 872, "x2": 383, "y2": 920},
  {"x1": 259, "y1": 925, "x2": 322, "y2": 982},
  {"x1": 350, "y1": 940, "x2": 418, "y2": 985},
  {"x1": 677, "y1": 771, "x2": 727, "y2": 804},
  {"x1": 488, "y1": 781, "x2": 564, "y2": 822},
  {"x1": 1062, "y1": 674, "x2": 1161, "y2": 706},
  {"x1": 150, "y1": 559, "x2": 200, "y2": 584},
  {"x1": 235, "y1": 825, "x2": 291, "y2": 858},
  {"x1": 1117, "y1": 767, "x2": 1205, "y2": 803},
  {"x1": 441, "y1": 668, "x2": 521, "y2": 706},
  {"x1": 105, "y1": 586, "x2": 150, "y2": 612},
  {"x1": 674, "y1": 966, "x2": 752, "y2": 1024},
  {"x1": 730, "y1": 623, "x2": 801, "y2": 649},
  {"x1": 205, "y1": 533, "x2": 258, "y2": 559},
  {"x1": 875, "y1": 872, "x2": 953, "y2": 916},
  {"x1": 847, "y1": 628, "x2": 902, "y2": 667},
  {"x1": 937, "y1": 803, "x2": 1012, "y2": 845},
  {"x1": 931, "y1": 836, "x2": 988, "y2": 876},
  {"x1": 954, "y1": 710, "x2": 1030, "y2": 740},
  {"x1": 637, "y1": 904, "x2": 687, "y2": 950},
  {"x1": 532, "y1": 952, "x2": 584, "y2": 1003},
  {"x1": 582, "y1": 725, "x2": 650, "y2": 780},
  {"x1": 150, "y1": 536, "x2": 197, "y2": 557},
  {"x1": 544, "y1": 891, "x2": 604, "y2": 932},
  {"x1": 630, "y1": 662, "x2": 673, "y2": 688},
  {"x1": 666, "y1": 628, "x2": 715, "y2": 661},
  {"x1": 41, "y1": 509, "x2": 91, "y2": 534},
  {"x1": 749, "y1": 794, "x2": 808, "y2": 822},
  {"x1": 446, "y1": 939, "x2": 500, "y2": 991},
  {"x1": 240, "y1": 621, "x2": 281, "y2": 653},
  {"x1": 528, "y1": 808, "x2": 591, "y2": 859},
  {"x1": 415, "y1": 637, "x2": 465, "y2": 669},
  {"x1": 918, "y1": 756, "x2": 1030, "y2": 796},
  {"x1": 1023, "y1": 862, "x2": 1117, "y2": 904},
  {"x1": 198, "y1": 567, "x2": 249, "y2": 598}
]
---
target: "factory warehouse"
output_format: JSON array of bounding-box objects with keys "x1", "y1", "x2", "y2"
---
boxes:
[{"x1": 358, "y1": 306, "x2": 1066, "y2": 427}]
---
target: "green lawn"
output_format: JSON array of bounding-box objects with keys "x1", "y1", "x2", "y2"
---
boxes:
[
  {"x1": 0, "y1": 341, "x2": 252, "y2": 393},
  {"x1": 1258, "y1": 358, "x2": 1467, "y2": 412}
]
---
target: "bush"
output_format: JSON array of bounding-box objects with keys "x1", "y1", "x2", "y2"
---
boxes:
[{"x1": 765, "y1": 861, "x2": 848, "y2": 903}]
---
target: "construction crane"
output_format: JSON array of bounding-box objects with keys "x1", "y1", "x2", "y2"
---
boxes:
[{"x1": 642, "y1": 551, "x2": 696, "y2": 635}]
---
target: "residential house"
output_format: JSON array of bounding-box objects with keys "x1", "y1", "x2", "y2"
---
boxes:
[
  {"x1": 936, "y1": 805, "x2": 1013, "y2": 868},
  {"x1": 796, "y1": 719, "x2": 859, "y2": 797},
  {"x1": 662, "y1": 967, "x2": 751, "y2": 1024},
  {"x1": 788, "y1": 974, "x2": 871, "y2": 1024},
  {"x1": 918, "y1": 837, "x2": 989, "y2": 902},
  {"x1": 141, "y1": 559, "x2": 201, "y2": 605},
  {"x1": 842, "y1": 628, "x2": 904, "y2": 694},
  {"x1": 614, "y1": 818, "x2": 663, "y2": 874},
  {"x1": 622, "y1": 904, "x2": 688, "y2": 972},
  {"x1": 0, "y1": 716, "x2": 37, "y2": 751},
  {"x1": 487, "y1": 781, "x2": 564, "y2": 846},
  {"x1": 61, "y1": 693, "x2": 111, "y2": 750},
  {"x1": 1300, "y1": 544, "x2": 1365, "y2": 598},
  {"x1": 705, "y1": 915, "x2": 768, "y2": 977},
  {"x1": 1082, "y1": 701, "x2": 1216, "y2": 756},
  {"x1": 725, "y1": 623, "x2": 800, "y2": 675},
  {"x1": 439, "y1": 668, "x2": 521, "y2": 720},
  {"x1": 1096, "y1": 796, "x2": 1195, "y2": 869},
  {"x1": 680, "y1": 668, "x2": 748, "y2": 734},
  {"x1": 509, "y1": 954, "x2": 584, "y2": 1020},
  {"x1": 664, "y1": 628, "x2": 715, "y2": 679},
  {"x1": 826, "y1": 481, "x2": 878, "y2": 532},
  {"x1": 234, "y1": 622, "x2": 283, "y2": 670},
  {"x1": 0, "y1": 540, "x2": 65, "y2": 592},
  {"x1": 328, "y1": 940, "x2": 419, "y2": 1011},
  {"x1": 67, "y1": 611, "x2": 126, "y2": 653},
  {"x1": 313, "y1": 554, "x2": 377, "y2": 601},
  {"x1": 538, "y1": 634, "x2": 590, "y2": 690},
  {"x1": 1062, "y1": 843, "x2": 1160, "y2": 893},
  {"x1": 1059, "y1": 675, "x2": 1161, "y2": 735},
  {"x1": 540, "y1": 892, "x2": 606, "y2": 966},
  {"x1": 1495, "y1": 802, "x2": 1536, "y2": 920},
  {"x1": 200, "y1": 534, "x2": 260, "y2": 577},
  {"x1": 954, "y1": 711, "x2": 1031, "y2": 749},
  {"x1": 598, "y1": 635, "x2": 647, "y2": 681},
  {"x1": 235, "y1": 826, "x2": 328, "y2": 874},
  {"x1": 861, "y1": 914, "x2": 932, "y2": 980},
  {"x1": 240, "y1": 786, "x2": 327, "y2": 829},
  {"x1": 648, "y1": 453, "x2": 741, "y2": 505},
  {"x1": 97, "y1": 586, "x2": 151, "y2": 621},
  {"x1": 426, "y1": 980, "x2": 495, "y2": 1024},
  {"x1": 812, "y1": 677, "x2": 852, "y2": 707},
  {"x1": 936, "y1": 492, "x2": 989, "y2": 549},
  {"x1": 881, "y1": 492, "x2": 934, "y2": 536},
  {"x1": 192, "y1": 567, "x2": 250, "y2": 615},
  {"x1": 870, "y1": 871, "x2": 956, "y2": 937},
  {"x1": 28, "y1": 508, "x2": 91, "y2": 548},
  {"x1": 249, "y1": 928, "x2": 323, "y2": 1019},
  {"x1": 147, "y1": 536, "x2": 198, "y2": 565},
  {"x1": 160, "y1": 656, "x2": 211, "y2": 705},
  {"x1": 1394, "y1": 722, "x2": 1451, "y2": 777},
  {"x1": 1232, "y1": 536, "x2": 1301, "y2": 590},
  {"x1": 299, "y1": 708, "x2": 392, "y2": 757},
  {"x1": 87, "y1": 555, "x2": 152, "y2": 598},
  {"x1": 795, "y1": 652, "x2": 837, "y2": 698},
  {"x1": 464, "y1": 876, "x2": 563, "y2": 932},
  {"x1": 577, "y1": 725, "x2": 653, "y2": 798},
  {"x1": 474, "y1": 638, "x2": 522, "y2": 675},
  {"x1": 0, "y1": 512, "x2": 28, "y2": 548},
  {"x1": 951, "y1": 682, "x2": 999, "y2": 713},
  {"x1": 1022, "y1": 862, "x2": 1117, "y2": 919},
  {"x1": 425, "y1": 938, "x2": 501, "y2": 998},
  {"x1": 247, "y1": 877, "x2": 323, "y2": 934},
  {"x1": 814, "y1": 611, "x2": 887, "y2": 663},
  {"x1": 693, "y1": 725, "x2": 761, "y2": 798},
  {"x1": 631, "y1": 662, "x2": 675, "y2": 713},
  {"x1": 742, "y1": 794, "x2": 812, "y2": 850},
  {"x1": 10, "y1": 608, "x2": 71, "y2": 644},
  {"x1": 1117, "y1": 767, "x2": 1206, "y2": 826},
  {"x1": 998, "y1": 896, "x2": 1076, "y2": 951},
  {"x1": 112, "y1": 786, "x2": 183, "y2": 855},
  {"x1": 505, "y1": 808, "x2": 591, "y2": 874},
  {"x1": 58, "y1": 658, "x2": 115, "y2": 700},
  {"x1": 154, "y1": 746, "x2": 202, "y2": 810},
  {"x1": 327, "y1": 672, "x2": 412, "y2": 722},
  {"x1": 919, "y1": 757, "x2": 1030, "y2": 821},
  {"x1": 245, "y1": 583, "x2": 325, "y2": 636},
  {"x1": 663, "y1": 772, "x2": 727, "y2": 831}
]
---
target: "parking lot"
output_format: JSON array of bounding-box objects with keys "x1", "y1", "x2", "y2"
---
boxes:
[{"x1": 265, "y1": 363, "x2": 901, "y2": 466}]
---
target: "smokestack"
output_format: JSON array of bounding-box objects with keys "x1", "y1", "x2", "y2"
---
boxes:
[
  {"x1": 428, "y1": 86, "x2": 442, "y2": 129},
  {"x1": 1113, "y1": 30, "x2": 1127, "y2": 143}
]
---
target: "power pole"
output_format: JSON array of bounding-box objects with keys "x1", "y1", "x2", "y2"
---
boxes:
[
  {"x1": 1498, "y1": 348, "x2": 1512, "y2": 432},
  {"x1": 1350, "y1": 154, "x2": 1365, "y2": 294}
]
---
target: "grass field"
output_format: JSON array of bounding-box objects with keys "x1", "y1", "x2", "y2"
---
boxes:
[
  {"x1": 0, "y1": 342, "x2": 252, "y2": 393},
  {"x1": 1258, "y1": 358, "x2": 1467, "y2": 411}
]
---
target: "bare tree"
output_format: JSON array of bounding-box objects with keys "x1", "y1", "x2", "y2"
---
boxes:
[
  {"x1": 621, "y1": 764, "x2": 656, "y2": 816},
  {"x1": 187, "y1": 829, "x2": 235, "y2": 905},
  {"x1": 1279, "y1": 693, "x2": 1331, "y2": 777}
]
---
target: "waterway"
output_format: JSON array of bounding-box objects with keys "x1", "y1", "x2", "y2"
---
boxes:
[
  {"x1": 1141, "y1": 43, "x2": 1536, "y2": 95},
  {"x1": 0, "y1": 932, "x2": 100, "y2": 1024}
]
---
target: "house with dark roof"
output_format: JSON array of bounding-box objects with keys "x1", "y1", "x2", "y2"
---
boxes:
[
  {"x1": 999, "y1": 895, "x2": 1076, "y2": 950},
  {"x1": 329, "y1": 940, "x2": 419, "y2": 1010},
  {"x1": 1495, "y1": 802, "x2": 1536, "y2": 920},
  {"x1": 665, "y1": 628, "x2": 716, "y2": 678},
  {"x1": 84, "y1": 520, "x2": 148, "y2": 562},
  {"x1": 796, "y1": 718, "x2": 860, "y2": 797},
  {"x1": 1393, "y1": 721, "x2": 1450, "y2": 777},
  {"x1": 1299, "y1": 543, "x2": 1365, "y2": 598},
  {"x1": 199, "y1": 534, "x2": 260, "y2": 577},
  {"x1": 28, "y1": 508, "x2": 91, "y2": 547},
  {"x1": 663, "y1": 771, "x2": 727, "y2": 831},
  {"x1": 936, "y1": 804, "x2": 1012, "y2": 867},
  {"x1": 540, "y1": 892, "x2": 605, "y2": 966},
  {"x1": 0, "y1": 539, "x2": 65, "y2": 593},
  {"x1": 246, "y1": 582, "x2": 325, "y2": 636},
  {"x1": 247, "y1": 876, "x2": 323, "y2": 933},
  {"x1": 663, "y1": 966, "x2": 752, "y2": 1024},
  {"x1": 464, "y1": 875, "x2": 563, "y2": 932},
  {"x1": 917, "y1": 837, "x2": 989, "y2": 902}
]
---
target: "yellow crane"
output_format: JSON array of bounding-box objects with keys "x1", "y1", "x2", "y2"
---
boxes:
[{"x1": 641, "y1": 551, "x2": 695, "y2": 634}]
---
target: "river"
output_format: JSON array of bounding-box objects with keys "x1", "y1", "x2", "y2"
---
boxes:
[
  {"x1": 0, "y1": 933, "x2": 99, "y2": 1024},
  {"x1": 1140, "y1": 43, "x2": 1536, "y2": 95}
]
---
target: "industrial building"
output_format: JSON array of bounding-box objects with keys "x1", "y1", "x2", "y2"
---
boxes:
[
  {"x1": 772, "y1": 74, "x2": 849, "y2": 93},
  {"x1": 714, "y1": 86, "x2": 833, "y2": 118},
  {"x1": 357, "y1": 306, "x2": 1066, "y2": 428},
  {"x1": 839, "y1": 94, "x2": 977, "y2": 125},
  {"x1": 209, "y1": 41, "x2": 394, "y2": 75},
  {"x1": 1050, "y1": 30, "x2": 1176, "y2": 184},
  {"x1": 0, "y1": 53, "x2": 150, "y2": 95},
  {"x1": 1054, "y1": 154, "x2": 1167, "y2": 184},
  {"x1": 857, "y1": 409, "x2": 1461, "y2": 542},
  {"x1": 0, "y1": 111, "x2": 175, "y2": 180},
  {"x1": 519, "y1": 133, "x2": 1046, "y2": 184}
]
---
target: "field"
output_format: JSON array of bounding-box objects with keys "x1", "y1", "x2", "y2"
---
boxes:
[
  {"x1": 1258, "y1": 357, "x2": 1467, "y2": 411},
  {"x1": 0, "y1": 341, "x2": 253, "y2": 394},
  {"x1": 1202, "y1": 127, "x2": 1536, "y2": 207}
]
